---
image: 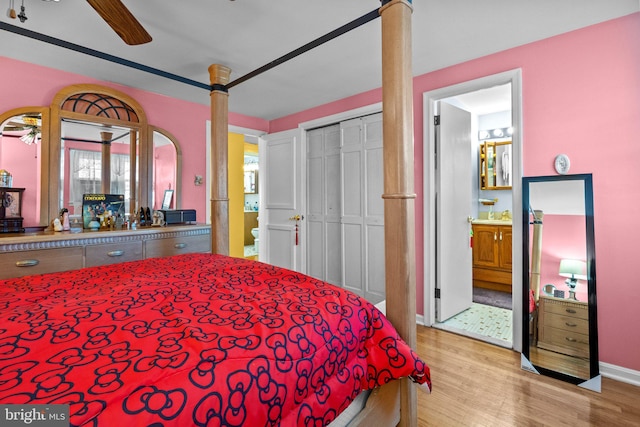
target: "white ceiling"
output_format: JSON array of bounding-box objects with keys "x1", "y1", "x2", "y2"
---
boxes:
[{"x1": 1, "y1": 1, "x2": 638, "y2": 121}]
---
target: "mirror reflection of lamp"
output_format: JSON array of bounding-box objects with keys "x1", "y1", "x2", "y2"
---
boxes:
[{"x1": 559, "y1": 259, "x2": 587, "y2": 301}]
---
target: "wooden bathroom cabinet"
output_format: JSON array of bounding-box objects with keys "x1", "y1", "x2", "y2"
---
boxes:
[{"x1": 472, "y1": 223, "x2": 512, "y2": 292}]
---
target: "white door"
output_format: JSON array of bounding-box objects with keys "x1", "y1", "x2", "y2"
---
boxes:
[
  {"x1": 260, "y1": 129, "x2": 304, "y2": 272},
  {"x1": 341, "y1": 114, "x2": 385, "y2": 304},
  {"x1": 436, "y1": 102, "x2": 474, "y2": 321},
  {"x1": 307, "y1": 125, "x2": 342, "y2": 284}
]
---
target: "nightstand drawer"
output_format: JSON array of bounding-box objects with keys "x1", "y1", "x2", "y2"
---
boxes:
[
  {"x1": 85, "y1": 241, "x2": 143, "y2": 267},
  {"x1": 540, "y1": 326, "x2": 589, "y2": 358},
  {"x1": 543, "y1": 312, "x2": 589, "y2": 335},
  {"x1": 543, "y1": 298, "x2": 588, "y2": 320}
]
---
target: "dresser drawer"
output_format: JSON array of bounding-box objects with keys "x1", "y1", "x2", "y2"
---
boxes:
[
  {"x1": 0, "y1": 247, "x2": 84, "y2": 279},
  {"x1": 540, "y1": 326, "x2": 589, "y2": 358},
  {"x1": 85, "y1": 241, "x2": 143, "y2": 267},
  {"x1": 542, "y1": 312, "x2": 589, "y2": 335},
  {"x1": 144, "y1": 234, "x2": 211, "y2": 258}
]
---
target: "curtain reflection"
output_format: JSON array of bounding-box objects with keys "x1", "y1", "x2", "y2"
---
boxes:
[{"x1": 69, "y1": 150, "x2": 129, "y2": 215}]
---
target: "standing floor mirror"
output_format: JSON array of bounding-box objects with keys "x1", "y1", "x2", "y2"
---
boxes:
[{"x1": 521, "y1": 173, "x2": 600, "y2": 391}]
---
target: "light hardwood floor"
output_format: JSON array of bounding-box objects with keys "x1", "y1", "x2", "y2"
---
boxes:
[{"x1": 415, "y1": 326, "x2": 640, "y2": 426}]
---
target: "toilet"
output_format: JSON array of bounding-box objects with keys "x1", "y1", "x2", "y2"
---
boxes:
[{"x1": 251, "y1": 228, "x2": 259, "y2": 251}]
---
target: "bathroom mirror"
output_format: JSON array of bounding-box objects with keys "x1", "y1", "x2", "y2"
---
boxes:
[
  {"x1": 244, "y1": 170, "x2": 257, "y2": 194},
  {"x1": 480, "y1": 140, "x2": 512, "y2": 190},
  {"x1": 521, "y1": 173, "x2": 599, "y2": 391}
]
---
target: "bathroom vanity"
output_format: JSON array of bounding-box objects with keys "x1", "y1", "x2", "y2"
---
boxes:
[{"x1": 472, "y1": 220, "x2": 512, "y2": 292}]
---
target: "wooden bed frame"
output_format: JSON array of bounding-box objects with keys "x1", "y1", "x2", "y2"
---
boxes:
[{"x1": 207, "y1": 1, "x2": 418, "y2": 426}]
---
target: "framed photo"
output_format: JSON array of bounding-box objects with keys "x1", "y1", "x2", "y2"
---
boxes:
[{"x1": 162, "y1": 189, "x2": 174, "y2": 210}]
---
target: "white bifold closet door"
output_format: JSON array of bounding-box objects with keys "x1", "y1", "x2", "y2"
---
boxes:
[{"x1": 307, "y1": 113, "x2": 385, "y2": 304}]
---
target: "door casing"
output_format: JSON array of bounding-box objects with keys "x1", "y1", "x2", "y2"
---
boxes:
[{"x1": 423, "y1": 69, "x2": 524, "y2": 352}]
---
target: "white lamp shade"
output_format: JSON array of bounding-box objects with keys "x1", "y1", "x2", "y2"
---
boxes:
[{"x1": 559, "y1": 259, "x2": 587, "y2": 281}]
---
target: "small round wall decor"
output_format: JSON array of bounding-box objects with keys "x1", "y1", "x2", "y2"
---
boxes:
[{"x1": 554, "y1": 154, "x2": 570, "y2": 174}]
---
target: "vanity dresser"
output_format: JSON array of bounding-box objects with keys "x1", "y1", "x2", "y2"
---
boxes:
[{"x1": 0, "y1": 225, "x2": 211, "y2": 280}]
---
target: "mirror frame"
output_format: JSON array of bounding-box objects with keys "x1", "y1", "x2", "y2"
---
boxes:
[
  {"x1": 49, "y1": 84, "x2": 149, "y2": 223},
  {"x1": 0, "y1": 84, "x2": 182, "y2": 228},
  {"x1": 521, "y1": 173, "x2": 599, "y2": 389},
  {"x1": 480, "y1": 140, "x2": 512, "y2": 190}
]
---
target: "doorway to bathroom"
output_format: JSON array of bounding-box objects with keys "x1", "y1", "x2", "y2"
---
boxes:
[
  {"x1": 423, "y1": 70, "x2": 524, "y2": 351},
  {"x1": 244, "y1": 144, "x2": 260, "y2": 260}
]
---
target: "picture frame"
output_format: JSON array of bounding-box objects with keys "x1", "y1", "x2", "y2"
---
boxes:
[{"x1": 162, "y1": 189, "x2": 174, "y2": 210}]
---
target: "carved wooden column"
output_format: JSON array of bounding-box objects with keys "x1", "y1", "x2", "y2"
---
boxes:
[
  {"x1": 380, "y1": 1, "x2": 417, "y2": 426},
  {"x1": 208, "y1": 64, "x2": 231, "y2": 255}
]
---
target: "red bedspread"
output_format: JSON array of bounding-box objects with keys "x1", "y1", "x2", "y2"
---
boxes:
[{"x1": 0, "y1": 253, "x2": 430, "y2": 426}]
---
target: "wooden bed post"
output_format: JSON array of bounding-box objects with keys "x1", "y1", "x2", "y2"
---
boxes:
[
  {"x1": 208, "y1": 64, "x2": 232, "y2": 255},
  {"x1": 380, "y1": 1, "x2": 417, "y2": 426}
]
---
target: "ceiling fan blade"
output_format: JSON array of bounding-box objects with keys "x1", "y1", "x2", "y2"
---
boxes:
[{"x1": 86, "y1": 0, "x2": 152, "y2": 45}]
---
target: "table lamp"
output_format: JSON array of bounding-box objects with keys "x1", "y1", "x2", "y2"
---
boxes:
[{"x1": 559, "y1": 259, "x2": 587, "y2": 301}]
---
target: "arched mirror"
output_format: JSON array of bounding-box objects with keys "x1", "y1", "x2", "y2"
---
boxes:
[
  {"x1": 0, "y1": 85, "x2": 180, "y2": 230},
  {"x1": 152, "y1": 127, "x2": 181, "y2": 210},
  {"x1": 49, "y1": 85, "x2": 148, "y2": 224},
  {"x1": 521, "y1": 173, "x2": 599, "y2": 391}
]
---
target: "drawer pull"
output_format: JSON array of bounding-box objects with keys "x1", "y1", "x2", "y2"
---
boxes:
[
  {"x1": 174, "y1": 243, "x2": 187, "y2": 249},
  {"x1": 565, "y1": 337, "x2": 577, "y2": 342},
  {"x1": 565, "y1": 309, "x2": 577, "y2": 314},
  {"x1": 565, "y1": 322, "x2": 577, "y2": 327},
  {"x1": 16, "y1": 259, "x2": 39, "y2": 267},
  {"x1": 107, "y1": 250, "x2": 125, "y2": 257}
]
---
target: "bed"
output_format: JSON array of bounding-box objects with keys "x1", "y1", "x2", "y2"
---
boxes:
[
  {"x1": 207, "y1": 1, "x2": 421, "y2": 425},
  {"x1": 0, "y1": 253, "x2": 430, "y2": 426}
]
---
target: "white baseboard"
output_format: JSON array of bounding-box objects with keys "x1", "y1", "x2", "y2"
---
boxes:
[{"x1": 600, "y1": 362, "x2": 640, "y2": 387}]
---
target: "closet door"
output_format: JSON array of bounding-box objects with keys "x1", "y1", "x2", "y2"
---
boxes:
[
  {"x1": 307, "y1": 125, "x2": 341, "y2": 285},
  {"x1": 341, "y1": 113, "x2": 385, "y2": 304}
]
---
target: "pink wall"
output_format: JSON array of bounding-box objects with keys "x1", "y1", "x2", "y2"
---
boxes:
[
  {"x1": 0, "y1": 57, "x2": 269, "y2": 224},
  {"x1": 1, "y1": 12, "x2": 639, "y2": 372},
  {"x1": 270, "y1": 13, "x2": 640, "y2": 372},
  {"x1": 0, "y1": 135, "x2": 40, "y2": 225}
]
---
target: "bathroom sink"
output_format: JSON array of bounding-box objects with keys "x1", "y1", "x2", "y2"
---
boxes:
[{"x1": 472, "y1": 219, "x2": 512, "y2": 225}]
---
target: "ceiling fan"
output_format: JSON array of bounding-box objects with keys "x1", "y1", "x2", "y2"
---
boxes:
[
  {"x1": 86, "y1": 0, "x2": 152, "y2": 45},
  {"x1": 3, "y1": 116, "x2": 41, "y2": 132},
  {"x1": 1, "y1": 115, "x2": 42, "y2": 144}
]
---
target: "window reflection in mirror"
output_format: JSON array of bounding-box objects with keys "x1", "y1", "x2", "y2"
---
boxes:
[{"x1": 60, "y1": 119, "x2": 137, "y2": 217}]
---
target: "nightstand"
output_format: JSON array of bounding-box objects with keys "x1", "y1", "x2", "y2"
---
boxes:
[{"x1": 537, "y1": 295, "x2": 589, "y2": 358}]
